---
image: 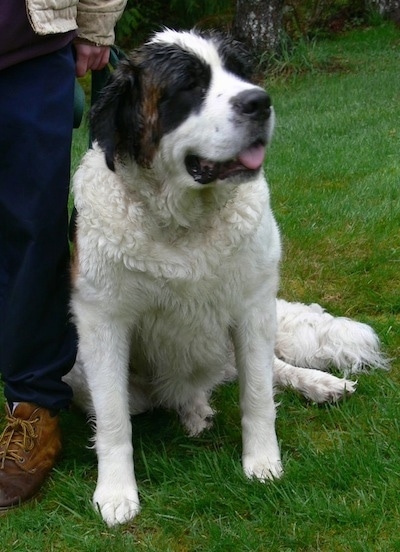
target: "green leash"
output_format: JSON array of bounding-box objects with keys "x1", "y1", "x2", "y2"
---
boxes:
[
  {"x1": 73, "y1": 79, "x2": 85, "y2": 129},
  {"x1": 73, "y1": 45, "x2": 126, "y2": 130}
]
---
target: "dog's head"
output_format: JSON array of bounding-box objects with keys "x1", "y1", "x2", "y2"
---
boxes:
[{"x1": 91, "y1": 29, "x2": 274, "y2": 186}]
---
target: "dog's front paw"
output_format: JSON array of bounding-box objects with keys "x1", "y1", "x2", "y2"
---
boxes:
[
  {"x1": 93, "y1": 484, "x2": 140, "y2": 526},
  {"x1": 243, "y1": 454, "x2": 283, "y2": 481}
]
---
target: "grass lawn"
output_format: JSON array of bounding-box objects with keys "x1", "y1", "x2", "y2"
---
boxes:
[{"x1": 2, "y1": 22, "x2": 399, "y2": 551}]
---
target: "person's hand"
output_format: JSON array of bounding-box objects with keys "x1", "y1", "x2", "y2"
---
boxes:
[{"x1": 74, "y1": 42, "x2": 110, "y2": 77}]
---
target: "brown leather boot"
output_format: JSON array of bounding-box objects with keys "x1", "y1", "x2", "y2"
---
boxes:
[{"x1": 0, "y1": 402, "x2": 62, "y2": 509}]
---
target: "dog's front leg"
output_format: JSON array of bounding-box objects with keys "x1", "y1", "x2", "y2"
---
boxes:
[
  {"x1": 232, "y1": 307, "x2": 283, "y2": 481},
  {"x1": 77, "y1": 313, "x2": 139, "y2": 526}
]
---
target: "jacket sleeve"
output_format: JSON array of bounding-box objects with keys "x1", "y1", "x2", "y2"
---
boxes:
[{"x1": 77, "y1": 0, "x2": 128, "y2": 45}]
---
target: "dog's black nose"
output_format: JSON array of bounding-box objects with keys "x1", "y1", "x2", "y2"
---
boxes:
[{"x1": 231, "y1": 89, "x2": 271, "y2": 121}]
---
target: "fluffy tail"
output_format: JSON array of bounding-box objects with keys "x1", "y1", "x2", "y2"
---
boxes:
[{"x1": 275, "y1": 299, "x2": 389, "y2": 375}]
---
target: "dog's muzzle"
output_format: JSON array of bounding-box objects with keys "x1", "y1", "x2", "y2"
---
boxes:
[
  {"x1": 185, "y1": 141, "x2": 266, "y2": 185},
  {"x1": 185, "y1": 88, "x2": 271, "y2": 185}
]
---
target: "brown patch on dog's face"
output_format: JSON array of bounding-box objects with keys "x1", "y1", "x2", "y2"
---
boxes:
[
  {"x1": 70, "y1": 237, "x2": 80, "y2": 285},
  {"x1": 136, "y1": 78, "x2": 161, "y2": 168}
]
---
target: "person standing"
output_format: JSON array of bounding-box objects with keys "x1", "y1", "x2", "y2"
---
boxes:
[{"x1": 0, "y1": 0, "x2": 127, "y2": 509}]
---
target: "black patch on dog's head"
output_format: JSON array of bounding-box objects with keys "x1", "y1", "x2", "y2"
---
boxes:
[
  {"x1": 152, "y1": 44, "x2": 211, "y2": 136},
  {"x1": 90, "y1": 59, "x2": 140, "y2": 171},
  {"x1": 208, "y1": 31, "x2": 256, "y2": 82},
  {"x1": 90, "y1": 39, "x2": 211, "y2": 171}
]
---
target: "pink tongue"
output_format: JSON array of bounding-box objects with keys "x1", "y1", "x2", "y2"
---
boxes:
[{"x1": 237, "y1": 143, "x2": 265, "y2": 170}]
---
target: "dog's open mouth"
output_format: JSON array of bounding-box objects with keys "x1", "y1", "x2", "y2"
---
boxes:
[{"x1": 185, "y1": 141, "x2": 266, "y2": 185}]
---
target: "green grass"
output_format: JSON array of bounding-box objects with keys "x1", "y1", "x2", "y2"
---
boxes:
[
  {"x1": 265, "y1": 24, "x2": 400, "y2": 341},
  {"x1": 2, "y1": 23, "x2": 400, "y2": 551}
]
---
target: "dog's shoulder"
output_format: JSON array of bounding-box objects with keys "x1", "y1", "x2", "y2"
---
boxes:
[{"x1": 73, "y1": 145, "x2": 136, "y2": 223}]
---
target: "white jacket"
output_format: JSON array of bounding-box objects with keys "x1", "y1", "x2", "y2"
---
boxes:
[{"x1": 26, "y1": 0, "x2": 127, "y2": 45}]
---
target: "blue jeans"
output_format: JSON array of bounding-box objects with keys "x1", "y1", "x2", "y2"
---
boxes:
[{"x1": 0, "y1": 45, "x2": 77, "y2": 410}]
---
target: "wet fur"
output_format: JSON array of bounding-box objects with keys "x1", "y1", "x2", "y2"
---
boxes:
[{"x1": 67, "y1": 30, "x2": 387, "y2": 526}]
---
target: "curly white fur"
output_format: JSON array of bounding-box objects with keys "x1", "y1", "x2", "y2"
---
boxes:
[
  {"x1": 275, "y1": 299, "x2": 388, "y2": 375},
  {"x1": 66, "y1": 30, "x2": 387, "y2": 526}
]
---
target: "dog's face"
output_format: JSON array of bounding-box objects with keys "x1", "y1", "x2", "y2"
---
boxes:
[{"x1": 91, "y1": 29, "x2": 274, "y2": 186}]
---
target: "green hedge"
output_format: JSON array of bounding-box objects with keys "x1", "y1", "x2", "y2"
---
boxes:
[{"x1": 116, "y1": 1, "x2": 382, "y2": 49}]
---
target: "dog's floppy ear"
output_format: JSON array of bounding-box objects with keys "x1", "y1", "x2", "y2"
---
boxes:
[
  {"x1": 90, "y1": 59, "x2": 141, "y2": 171},
  {"x1": 90, "y1": 55, "x2": 162, "y2": 171}
]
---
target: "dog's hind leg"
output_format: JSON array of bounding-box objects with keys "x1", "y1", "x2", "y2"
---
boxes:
[
  {"x1": 63, "y1": 354, "x2": 93, "y2": 412},
  {"x1": 273, "y1": 357, "x2": 356, "y2": 403},
  {"x1": 178, "y1": 391, "x2": 215, "y2": 437},
  {"x1": 127, "y1": 374, "x2": 154, "y2": 416}
]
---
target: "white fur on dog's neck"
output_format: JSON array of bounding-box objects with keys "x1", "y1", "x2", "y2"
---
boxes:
[{"x1": 74, "y1": 144, "x2": 271, "y2": 280}]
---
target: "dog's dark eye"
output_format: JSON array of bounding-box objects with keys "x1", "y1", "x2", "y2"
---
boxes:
[
  {"x1": 180, "y1": 81, "x2": 206, "y2": 96},
  {"x1": 183, "y1": 80, "x2": 196, "y2": 91},
  {"x1": 159, "y1": 83, "x2": 208, "y2": 135},
  {"x1": 161, "y1": 83, "x2": 203, "y2": 105},
  {"x1": 158, "y1": 53, "x2": 211, "y2": 134}
]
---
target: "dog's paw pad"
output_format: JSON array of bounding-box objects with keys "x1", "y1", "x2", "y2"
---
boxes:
[
  {"x1": 307, "y1": 376, "x2": 357, "y2": 403},
  {"x1": 180, "y1": 401, "x2": 215, "y2": 437},
  {"x1": 243, "y1": 456, "x2": 283, "y2": 482},
  {"x1": 93, "y1": 487, "x2": 140, "y2": 526},
  {"x1": 183, "y1": 412, "x2": 214, "y2": 437}
]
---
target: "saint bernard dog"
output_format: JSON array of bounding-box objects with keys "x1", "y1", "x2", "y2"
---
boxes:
[{"x1": 66, "y1": 29, "x2": 387, "y2": 526}]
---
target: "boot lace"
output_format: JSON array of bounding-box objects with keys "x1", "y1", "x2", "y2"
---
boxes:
[{"x1": 0, "y1": 411, "x2": 39, "y2": 468}]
